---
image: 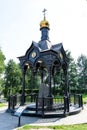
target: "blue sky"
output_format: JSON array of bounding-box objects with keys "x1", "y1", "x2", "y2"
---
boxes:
[{"x1": 0, "y1": 0, "x2": 87, "y2": 63}]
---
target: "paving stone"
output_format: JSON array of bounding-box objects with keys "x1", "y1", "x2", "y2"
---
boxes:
[{"x1": 0, "y1": 105, "x2": 87, "y2": 130}]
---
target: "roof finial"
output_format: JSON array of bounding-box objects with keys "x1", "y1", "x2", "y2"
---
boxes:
[
  {"x1": 42, "y1": 8, "x2": 47, "y2": 20},
  {"x1": 40, "y1": 9, "x2": 49, "y2": 29}
]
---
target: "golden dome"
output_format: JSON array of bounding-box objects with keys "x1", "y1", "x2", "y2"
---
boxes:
[{"x1": 40, "y1": 19, "x2": 50, "y2": 29}]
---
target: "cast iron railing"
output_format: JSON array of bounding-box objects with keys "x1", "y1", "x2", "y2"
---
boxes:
[{"x1": 7, "y1": 93, "x2": 83, "y2": 114}]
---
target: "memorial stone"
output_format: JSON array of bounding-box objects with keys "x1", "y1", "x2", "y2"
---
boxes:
[{"x1": 38, "y1": 83, "x2": 49, "y2": 106}]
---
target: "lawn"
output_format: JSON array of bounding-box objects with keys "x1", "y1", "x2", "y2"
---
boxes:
[
  {"x1": 83, "y1": 94, "x2": 87, "y2": 104},
  {"x1": 0, "y1": 103, "x2": 7, "y2": 107},
  {"x1": 17, "y1": 124, "x2": 87, "y2": 130}
]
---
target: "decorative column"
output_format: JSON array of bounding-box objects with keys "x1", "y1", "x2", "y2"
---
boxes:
[
  {"x1": 63, "y1": 65, "x2": 69, "y2": 112},
  {"x1": 40, "y1": 67, "x2": 44, "y2": 83},
  {"x1": 32, "y1": 67, "x2": 37, "y2": 82},
  {"x1": 31, "y1": 67, "x2": 36, "y2": 102},
  {"x1": 48, "y1": 66, "x2": 52, "y2": 97},
  {"x1": 20, "y1": 65, "x2": 27, "y2": 105},
  {"x1": 63, "y1": 68, "x2": 68, "y2": 96},
  {"x1": 47, "y1": 65, "x2": 53, "y2": 109},
  {"x1": 52, "y1": 67, "x2": 56, "y2": 96}
]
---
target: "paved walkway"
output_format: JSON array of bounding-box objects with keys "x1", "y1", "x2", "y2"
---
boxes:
[{"x1": 0, "y1": 105, "x2": 87, "y2": 130}]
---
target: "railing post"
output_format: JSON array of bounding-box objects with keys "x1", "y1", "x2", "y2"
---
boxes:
[
  {"x1": 78, "y1": 94, "x2": 83, "y2": 108},
  {"x1": 67, "y1": 95, "x2": 69, "y2": 112},
  {"x1": 42, "y1": 97, "x2": 44, "y2": 117},
  {"x1": 74, "y1": 94, "x2": 76, "y2": 105},
  {"x1": 36, "y1": 96, "x2": 38, "y2": 114},
  {"x1": 18, "y1": 116, "x2": 21, "y2": 127},
  {"x1": 11, "y1": 95, "x2": 13, "y2": 111},
  {"x1": 81, "y1": 94, "x2": 83, "y2": 109},
  {"x1": 12, "y1": 95, "x2": 15, "y2": 110},
  {"x1": 78, "y1": 94, "x2": 80, "y2": 107},
  {"x1": 12, "y1": 95, "x2": 17, "y2": 110},
  {"x1": 64, "y1": 96, "x2": 67, "y2": 114},
  {"x1": 8, "y1": 95, "x2": 11, "y2": 110},
  {"x1": 64, "y1": 95, "x2": 69, "y2": 114}
]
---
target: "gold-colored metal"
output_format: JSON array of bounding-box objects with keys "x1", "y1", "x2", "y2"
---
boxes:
[
  {"x1": 32, "y1": 52, "x2": 36, "y2": 58},
  {"x1": 40, "y1": 8, "x2": 49, "y2": 29},
  {"x1": 59, "y1": 52, "x2": 63, "y2": 59},
  {"x1": 40, "y1": 20, "x2": 49, "y2": 29}
]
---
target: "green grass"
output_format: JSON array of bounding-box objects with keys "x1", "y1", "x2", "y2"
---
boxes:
[
  {"x1": 83, "y1": 94, "x2": 87, "y2": 104},
  {"x1": 17, "y1": 124, "x2": 87, "y2": 130},
  {"x1": 54, "y1": 94, "x2": 87, "y2": 104},
  {"x1": 0, "y1": 103, "x2": 7, "y2": 107}
]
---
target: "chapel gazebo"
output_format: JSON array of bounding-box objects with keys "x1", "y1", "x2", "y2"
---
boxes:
[{"x1": 17, "y1": 10, "x2": 83, "y2": 117}]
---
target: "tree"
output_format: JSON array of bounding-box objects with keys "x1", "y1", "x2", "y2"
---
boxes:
[
  {"x1": 0, "y1": 48, "x2": 5, "y2": 76},
  {"x1": 77, "y1": 54, "x2": 87, "y2": 89},
  {"x1": 66, "y1": 51, "x2": 78, "y2": 93},
  {"x1": 52, "y1": 50, "x2": 78, "y2": 95},
  {"x1": 25, "y1": 68, "x2": 41, "y2": 90},
  {"x1": 3, "y1": 59, "x2": 22, "y2": 97},
  {"x1": 0, "y1": 48, "x2": 5, "y2": 95}
]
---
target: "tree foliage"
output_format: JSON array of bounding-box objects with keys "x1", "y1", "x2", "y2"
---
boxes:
[
  {"x1": 3, "y1": 59, "x2": 22, "y2": 96},
  {"x1": 77, "y1": 54, "x2": 87, "y2": 89},
  {"x1": 25, "y1": 68, "x2": 41, "y2": 90},
  {"x1": 67, "y1": 51, "x2": 78, "y2": 92},
  {"x1": 0, "y1": 48, "x2": 5, "y2": 77},
  {"x1": 0, "y1": 48, "x2": 5, "y2": 95}
]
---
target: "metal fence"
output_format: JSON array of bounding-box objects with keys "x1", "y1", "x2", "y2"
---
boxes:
[{"x1": 7, "y1": 93, "x2": 83, "y2": 115}]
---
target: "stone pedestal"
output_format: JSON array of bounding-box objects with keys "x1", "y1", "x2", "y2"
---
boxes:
[{"x1": 38, "y1": 83, "x2": 49, "y2": 106}]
